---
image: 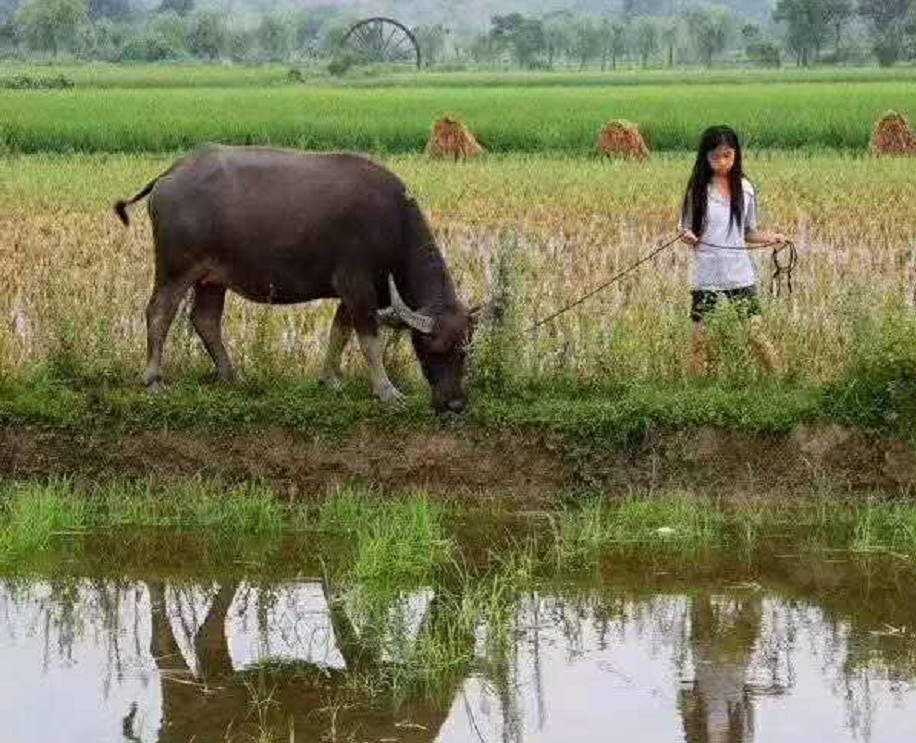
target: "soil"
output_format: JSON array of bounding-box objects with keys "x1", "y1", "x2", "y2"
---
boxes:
[{"x1": 2, "y1": 424, "x2": 913, "y2": 504}]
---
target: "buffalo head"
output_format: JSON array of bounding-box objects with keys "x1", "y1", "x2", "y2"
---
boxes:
[{"x1": 384, "y1": 275, "x2": 480, "y2": 416}]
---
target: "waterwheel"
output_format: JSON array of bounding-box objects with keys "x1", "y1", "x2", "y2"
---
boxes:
[{"x1": 339, "y1": 17, "x2": 422, "y2": 69}]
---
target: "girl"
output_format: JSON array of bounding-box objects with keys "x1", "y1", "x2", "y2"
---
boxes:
[{"x1": 679, "y1": 125, "x2": 788, "y2": 376}]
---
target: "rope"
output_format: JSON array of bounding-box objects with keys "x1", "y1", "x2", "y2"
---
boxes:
[
  {"x1": 696, "y1": 238, "x2": 799, "y2": 298},
  {"x1": 770, "y1": 240, "x2": 798, "y2": 297},
  {"x1": 526, "y1": 232, "x2": 686, "y2": 332},
  {"x1": 527, "y1": 233, "x2": 798, "y2": 332}
]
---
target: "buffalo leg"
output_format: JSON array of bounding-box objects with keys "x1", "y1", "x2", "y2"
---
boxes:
[
  {"x1": 356, "y1": 333, "x2": 404, "y2": 406},
  {"x1": 190, "y1": 283, "x2": 235, "y2": 383},
  {"x1": 319, "y1": 302, "x2": 352, "y2": 389},
  {"x1": 335, "y1": 272, "x2": 404, "y2": 406},
  {"x1": 145, "y1": 277, "x2": 193, "y2": 388}
]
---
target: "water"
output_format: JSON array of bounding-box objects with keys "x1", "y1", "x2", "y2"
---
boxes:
[{"x1": 2, "y1": 541, "x2": 916, "y2": 742}]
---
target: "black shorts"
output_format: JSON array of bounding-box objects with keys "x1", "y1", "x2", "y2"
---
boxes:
[{"x1": 690, "y1": 286, "x2": 761, "y2": 323}]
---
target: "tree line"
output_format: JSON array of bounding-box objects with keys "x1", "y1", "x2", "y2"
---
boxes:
[{"x1": 0, "y1": 0, "x2": 914, "y2": 68}]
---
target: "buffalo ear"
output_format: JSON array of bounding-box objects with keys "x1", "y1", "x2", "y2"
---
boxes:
[{"x1": 469, "y1": 300, "x2": 501, "y2": 325}]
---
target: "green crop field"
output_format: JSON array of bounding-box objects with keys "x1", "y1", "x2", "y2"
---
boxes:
[{"x1": 1, "y1": 68, "x2": 915, "y2": 153}]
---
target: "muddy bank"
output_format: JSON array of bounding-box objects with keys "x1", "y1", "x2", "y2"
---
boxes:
[{"x1": 2, "y1": 424, "x2": 914, "y2": 501}]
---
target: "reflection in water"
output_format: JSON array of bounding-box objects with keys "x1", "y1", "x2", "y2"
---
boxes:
[
  {"x1": 2, "y1": 570, "x2": 916, "y2": 742},
  {"x1": 679, "y1": 594, "x2": 766, "y2": 743}
]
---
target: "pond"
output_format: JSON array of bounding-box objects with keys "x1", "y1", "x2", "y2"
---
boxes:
[{"x1": 2, "y1": 526, "x2": 915, "y2": 743}]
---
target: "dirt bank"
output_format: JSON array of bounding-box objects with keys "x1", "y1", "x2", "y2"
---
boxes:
[{"x1": 2, "y1": 424, "x2": 913, "y2": 503}]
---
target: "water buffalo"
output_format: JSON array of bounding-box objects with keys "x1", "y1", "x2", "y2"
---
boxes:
[{"x1": 114, "y1": 145, "x2": 479, "y2": 414}]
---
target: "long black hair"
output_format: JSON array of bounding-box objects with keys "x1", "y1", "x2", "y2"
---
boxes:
[{"x1": 682, "y1": 125, "x2": 745, "y2": 237}]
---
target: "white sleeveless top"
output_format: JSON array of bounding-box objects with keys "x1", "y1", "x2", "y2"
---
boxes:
[{"x1": 681, "y1": 178, "x2": 759, "y2": 291}]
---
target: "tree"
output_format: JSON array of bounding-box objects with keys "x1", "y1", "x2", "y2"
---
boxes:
[
  {"x1": 468, "y1": 32, "x2": 494, "y2": 63},
  {"x1": 185, "y1": 8, "x2": 225, "y2": 60},
  {"x1": 15, "y1": 0, "x2": 87, "y2": 54},
  {"x1": 543, "y1": 20, "x2": 571, "y2": 68},
  {"x1": 623, "y1": 0, "x2": 666, "y2": 20},
  {"x1": 742, "y1": 23, "x2": 780, "y2": 66},
  {"x1": 632, "y1": 17, "x2": 659, "y2": 67},
  {"x1": 87, "y1": 0, "x2": 129, "y2": 21},
  {"x1": 774, "y1": 0, "x2": 849, "y2": 63},
  {"x1": 412, "y1": 23, "x2": 446, "y2": 66},
  {"x1": 571, "y1": 19, "x2": 602, "y2": 69},
  {"x1": 0, "y1": 0, "x2": 19, "y2": 24},
  {"x1": 660, "y1": 18, "x2": 680, "y2": 67},
  {"x1": 157, "y1": 0, "x2": 191, "y2": 17},
  {"x1": 859, "y1": 0, "x2": 913, "y2": 66},
  {"x1": 257, "y1": 13, "x2": 293, "y2": 61},
  {"x1": 685, "y1": 4, "x2": 733, "y2": 66},
  {"x1": 825, "y1": 0, "x2": 853, "y2": 49},
  {"x1": 150, "y1": 10, "x2": 186, "y2": 52},
  {"x1": 228, "y1": 26, "x2": 253, "y2": 62},
  {"x1": 600, "y1": 19, "x2": 627, "y2": 70},
  {"x1": 489, "y1": 13, "x2": 546, "y2": 68}
]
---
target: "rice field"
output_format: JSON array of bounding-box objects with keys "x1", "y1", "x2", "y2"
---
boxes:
[
  {"x1": 1, "y1": 79, "x2": 915, "y2": 153},
  {"x1": 1, "y1": 151, "x2": 914, "y2": 390}
]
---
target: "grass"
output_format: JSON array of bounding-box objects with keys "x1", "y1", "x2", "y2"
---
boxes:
[
  {"x1": 4, "y1": 372, "x2": 910, "y2": 446},
  {"x1": 0, "y1": 477, "x2": 286, "y2": 560},
  {"x1": 6, "y1": 63, "x2": 916, "y2": 90},
  {"x1": 553, "y1": 495, "x2": 728, "y2": 567},
  {"x1": 317, "y1": 492, "x2": 453, "y2": 586},
  {"x1": 552, "y1": 493, "x2": 916, "y2": 568},
  {"x1": 5, "y1": 479, "x2": 916, "y2": 566},
  {"x1": 1, "y1": 79, "x2": 915, "y2": 153}
]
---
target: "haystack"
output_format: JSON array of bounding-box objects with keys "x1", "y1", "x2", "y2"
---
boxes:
[
  {"x1": 426, "y1": 117, "x2": 485, "y2": 160},
  {"x1": 596, "y1": 120, "x2": 649, "y2": 160},
  {"x1": 871, "y1": 111, "x2": 916, "y2": 156}
]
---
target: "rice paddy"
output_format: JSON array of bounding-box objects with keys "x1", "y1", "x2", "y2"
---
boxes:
[
  {"x1": 2, "y1": 79, "x2": 915, "y2": 153},
  {"x1": 1, "y1": 151, "x2": 914, "y2": 393}
]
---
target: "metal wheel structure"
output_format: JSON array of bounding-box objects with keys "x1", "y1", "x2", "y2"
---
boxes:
[{"x1": 340, "y1": 17, "x2": 422, "y2": 69}]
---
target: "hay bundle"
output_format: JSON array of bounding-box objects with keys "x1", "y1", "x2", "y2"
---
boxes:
[
  {"x1": 871, "y1": 111, "x2": 916, "y2": 156},
  {"x1": 426, "y1": 117, "x2": 485, "y2": 160},
  {"x1": 596, "y1": 120, "x2": 649, "y2": 160}
]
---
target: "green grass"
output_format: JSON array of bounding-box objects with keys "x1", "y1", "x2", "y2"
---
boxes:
[
  {"x1": 1, "y1": 79, "x2": 914, "y2": 153},
  {"x1": 0, "y1": 374, "x2": 836, "y2": 438},
  {"x1": 5, "y1": 63, "x2": 916, "y2": 90},
  {"x1": 1, "y1": 367, "x2": 913, "y2": 448},
  {"x1": 0, "y1": 62, "x2": 299, "y2": 88},
  {"x1": 0, "y1": 477, "x2": 287, "y2": 561},
  {"x1": 5, "y1": 478, "x2": 916, "y2": 565},
  {"x1": 552, "y1": 493, "x2": 916, "y2": 568},
  {"x1": 0, "y1": 481, "x2": 89, "y2": 557},
  {"x1": 553, "y1": 495, "x2": 729, "y2": 567}
]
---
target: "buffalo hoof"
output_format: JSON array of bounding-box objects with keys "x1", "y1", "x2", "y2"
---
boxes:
[
  {"x1": 378, "y1": 385, "x2": 406, "y2": 408},
  {"x1": 318, "y1": 372, "x2": 344, "y2": 391}
]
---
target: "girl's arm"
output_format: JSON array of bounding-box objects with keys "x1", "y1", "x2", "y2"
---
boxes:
[
  {"x1": 744, "y1": 181, "x2": 788, "y2": 246},
  {"x1": 746, "y1": 229, "x2": 787, "y2": 246}
]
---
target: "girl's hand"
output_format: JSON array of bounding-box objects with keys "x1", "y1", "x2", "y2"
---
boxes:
[
  {"x1": 771, "y1": 232, "x2": 788, "y2": 246},
  {"x1": 681, "y1": 229, "x2": 699, "y2": 247}
]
